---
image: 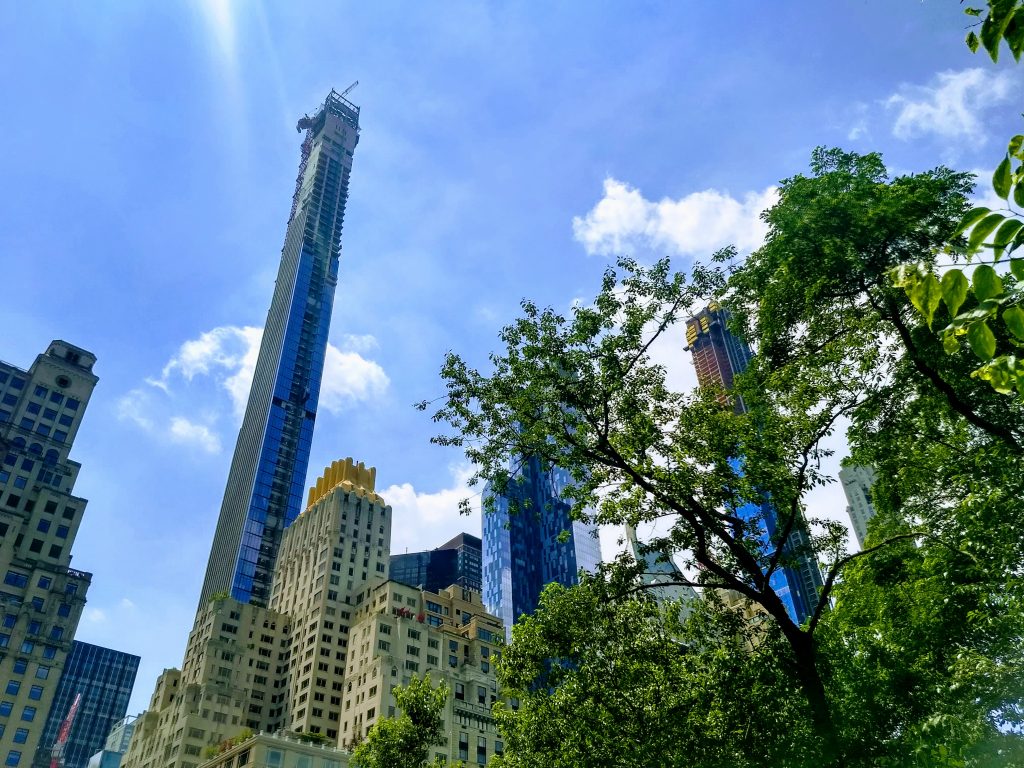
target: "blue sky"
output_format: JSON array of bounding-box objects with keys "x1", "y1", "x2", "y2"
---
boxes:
[{"x1": 0, "y1": 1, "x2": 1019, "y2": 713}]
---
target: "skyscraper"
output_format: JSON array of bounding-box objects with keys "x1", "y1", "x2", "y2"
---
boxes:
[
  {"x1": 389, "y1": 533, "x2": 482, "y2": 593},
  {"x1": 32, "y1": 641, "x2": 140, "y2": 768},
  {"x1": 199, "y1": 89, "x2": 361, "y2": 608},
  {"x1": 840, "y1": 465, "x2": 877, "y2": 549},
  {"x1": 0, "y1": 341, "x2": 98, "y2": 768},
  {"x1": 482, "y1": 457, "x2": 601, "y2": 640},
  {"x1": 685, "y1": 304, "x2": 824, "y2": 624}
]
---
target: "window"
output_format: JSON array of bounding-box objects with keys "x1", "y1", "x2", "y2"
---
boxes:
[
  {"x1": 33, "y1": 386, "x2": 47, "y2": 398},
  {"x1": 4, "y1": 572, "x2": 27, "y2": 589},
  {"x1": 35, "y1": 425, "x2": 49, "y2": 437},
  {"x1": 42, "y1": 409, "x2": 56, "y2": 421},
  {"x1": 56, "y1": 526, "x2": 68, "y2": 539},
  {"x1": 58, "y1": 415, "x2": 72, "y2": 427},
  {"x1": 34, "y1": 666, "x2": 48, "y2": 680},
  {"x1": 20, "y1": 707, "x2": 35, "y2": 722},
  {"x1": 0, "y1": 702, "x2": 11, "y2": 717},
  {"x1": 35, "y1": 520, "x2": 49, "y2": 534},
  {"x1": 12, "y1": 729, "x2": 27, "y2": 745},
  {"x1": 49, "y1": 627, "x2": 62, "y2": 641},
  {"x1": 25, "y1": 403, "x2": 40, "y2": 415},
  {"x1": 57, "y1": 604, "x2": 70, "y2": 618},
  {"x1": 37, "y1": 577, "x2": 50, "y2": 589},
  {"x1": 65, "y1": 399, "x2": 79, "y2": 411},
  {"x1": 11, "y1": 660, "x2": 26, "y2": 675},
  {"x1": 458, "y1": 733, "x2": 469, "y2": 761},
  {"x1": 5, "y1": 751, "x2": 20, "y2": 766},
  {"x1": 478, "y1": 686, "x2": 486, "y2": 705},
  {"x1": 20, "y1": 642, "x2": 33, "y2": 654},
  {"x1": 53, "y1": 431, "x2": 67, "y2": 444},
  {"x1": 42, "y1": 647, "x2": 56, "y2": 660},
  {"x1": 455, "y1": 683, "x2": 464, "y2": 701},
  {"x1": 477, "y1": 736, "x2": 487, "y2": 764},
  {"x1": 3, "y1": 683, "x2": 16, "y2": 697},
  {"x1": 48, "y1": 393, "x2": 63, "y2": 405},
  {"x1": 27, "y1": 688, "x2": 41, "y2": 701},
  {"x1": 2, "y1": 615, "x2": 14, "y2": 630}
]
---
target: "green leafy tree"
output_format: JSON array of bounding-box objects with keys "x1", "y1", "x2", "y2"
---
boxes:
[
  {"x1": 427, "y1": 147, "x2": 1024, "y2": 765},
  {"x1": 895, "y1": 1, "x2": 1024, "y2": 396},
  {"x1": 351, "y1": 675, "x2": 450, "y2": 768}
]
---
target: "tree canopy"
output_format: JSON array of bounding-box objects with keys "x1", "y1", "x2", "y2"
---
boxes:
[
  {"x1": 427, "y1": 147, "x2": 1024, "y2": 766},
  {"x1": 351, "y1": 675, "x2": 450, "y2": 768}
]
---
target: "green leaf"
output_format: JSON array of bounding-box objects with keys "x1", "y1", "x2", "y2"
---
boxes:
[
  {"x1": 1015, "y1": 182, "x2": 1024, "y2": 209},
  {"x1": 967, "y1": 30, "x2": 982, "y2": 52},
  {"x1": 973, "y1": 264, "x2": 1004, "y2": 301},
  {"x1": 910, "y1": 273, "x2": 942, "y2": 328},
  {"x1": 993, "y1": 218, "x2": 1024, "y2": 260},
  {"x1": 1012, "y1": 258, "x2": 1024, "y2": 280},
  {"x1": 967, "y1": 320, "x2": 997, "y2": 360},
  {"x1": 969, "y1": 212, "x2": 1006, "y2": 253},
  {"x1": 1006, "y1": 10, "x2": 1024, "y2": 61},
  {"x1": 981, "y1": 13, "x2": 1001, "y2": 61},
  {"x1": 964, "y1": 7, "x2": 983, "y2": 17},
  {"x1": 1005, "y1": 305, "x2": 1024, "y2": 340},
  {"x1": 1010, "y1": 134, "x2": 1024, "y2": 159},
  {"x1": 994, "y1": 155, "x2": 1013, "y2": 199},
  {"x1": 940, "y1": 269, "x2": 970, "y2": 317},
  {"x1": 942, "y1": 329, "x2": 961, "y2": 355},
  {"x1": 957, "y1": 206, "x2": 991, "y2": 237}
]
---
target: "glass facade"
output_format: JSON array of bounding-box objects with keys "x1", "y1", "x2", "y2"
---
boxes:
[
  {"x1": 389, "y1": 533, "x2": 482, "y2": 593},
  {"x1": 198, "y1": 90, "x2": 361, "y2": 607},
  {"x1": 32, "y1": 642, "x2": 139, "y2": 768},
  {"x1": 482, "y1": 457, "x2": 601, "y2": 640},
  {"x1": 686, "y1": 305, "x2": 824, "y2": 624}
]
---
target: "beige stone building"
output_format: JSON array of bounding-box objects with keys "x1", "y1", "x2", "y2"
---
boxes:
[
  {"x1": 268, "y1": 458, "x2": 392, "y2": 740},
  {"x1": 343, "y1": 580, "x2": 505, "y2": 765},
  {"x1": 120, "y1": 598, "x2": 290, "y2": 768},
  {"x1": 197, "y1": 730, "x2": 349, "y2": 768},
  {"x1": 0, "y1": 342, "x2": 98, "y2": 768}
]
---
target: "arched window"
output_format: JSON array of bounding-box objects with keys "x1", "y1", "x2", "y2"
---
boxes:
[
  {"x1": 44, "y1": 450, "x2": 58, "y2": 465},
  {"x1": 29, "y1": 443, "x2": 42, "y2": 455}
]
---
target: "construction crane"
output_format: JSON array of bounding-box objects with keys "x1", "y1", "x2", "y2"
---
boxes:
[{"x1": 296, "y1": 82, "x2": 359, "y2": 132}]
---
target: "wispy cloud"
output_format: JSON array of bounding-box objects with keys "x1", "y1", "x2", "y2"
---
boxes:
[
  {"x1": 573, "y1": 178, "x2": 777, "y2": 258},
  {"x1": 886, "y1": 68, "x2": 1015, "y2": 143},
  {"x1": 120, "y1": 325, "x2": 390, "y2": 451}
]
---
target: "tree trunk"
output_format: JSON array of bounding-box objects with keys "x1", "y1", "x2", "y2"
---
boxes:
[{"x1": 781, "y1": 625, "x2": 845, "y2": 766}]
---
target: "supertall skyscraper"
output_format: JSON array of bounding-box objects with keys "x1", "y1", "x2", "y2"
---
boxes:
[
  {"x1": 483, "y1": 457, "x2": 601, "y2": 640},
  {"x1": 199, "y1": 89, "x2": 361, "y2": 607},
  {"x1": 685, "y1": 304, "x2": 824, "y2": 624}
]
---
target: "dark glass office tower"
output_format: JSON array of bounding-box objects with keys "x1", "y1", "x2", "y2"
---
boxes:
[
  {"x1": 685, "y1": 304, "x2": 824, "y2": 624},
  {"x1": 482, "y1": 458, "x2": 601, "y2": 640},
  {"x1": 390, "y1": 533, "x2": 482, "y2": 593},
  {"x1": 198, "y1": 90, "x2": 361, "y2": 607},
  {"x1": 32, "y1": 641, "x2": 139, "y2": 768}
]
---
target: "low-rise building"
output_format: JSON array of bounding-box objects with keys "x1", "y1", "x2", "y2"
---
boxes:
[
  {"x1": 197, "y1": 731, "x2": 349, "y2": 768},
  {"x1": 343, "y1": 580, "x2": 505, "y2": 764}
]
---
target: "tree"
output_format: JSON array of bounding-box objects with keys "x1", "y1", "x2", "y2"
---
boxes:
[
  {"x1": 427, "y1": 148, "x2": 1024, "y2": 765},
  {"x1": 351, "y1": 675, "x2": 450, "y2": 768},
  {"x1": 894, "y1": 1, "x2": 1024, "y2": 397},
  {"x1": 491, "y1": 573, "x2": 816, "y2": 768}
]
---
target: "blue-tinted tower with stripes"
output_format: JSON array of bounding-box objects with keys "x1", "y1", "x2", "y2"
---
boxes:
[
  {"x1": 198, "y1": 90, "x2": 360, "y2": 608},
  {"x1": 483, "y1": 457, "x2": 601, "y2": 640},
  {"x1": 686, "y1": 304, "x2": 823, "y2": 624}
]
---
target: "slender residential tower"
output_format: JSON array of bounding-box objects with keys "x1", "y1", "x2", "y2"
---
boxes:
[
  {"x1": 685, "y1": 304, "x2": 824, "y2": 624},
  {"x1": 198, "y1": 89, "x2": 361, "y2": 608}
]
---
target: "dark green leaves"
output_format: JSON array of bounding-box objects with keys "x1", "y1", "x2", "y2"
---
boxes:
[
  {"x1": 1005, "y1": 305, "x2": 1024, "y2": 339},
  {"x1": 994, "y1": 155, "x2": 1013, "y2": 198},
  {"x1": 969, "y1": 212, "x2": 1006, "y2": 253}
]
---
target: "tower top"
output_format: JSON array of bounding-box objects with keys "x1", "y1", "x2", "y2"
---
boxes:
[
  {"x1": 296, "y1": 87, "x2": 360, "y2": 134},
  {"x1": 306, "y1": 457, "x2": 380, "y2": 509}
]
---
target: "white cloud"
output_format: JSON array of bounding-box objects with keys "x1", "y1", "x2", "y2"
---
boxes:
[
  {"x1": 380, "y1": 465, "x2": 480, "y2": 556},
  {"x1": 319, "y1": 346, "x2": 390, "y2": 415},
  {"x1": 83, "y1": 608, "x2": 106, "y2": 624},
  {"x1": 886, "y1": 68, "x2": 1014, "y2": 143},
  {"x1": 121, "y1": 325, "x2": 390, "y2": 449},
  {"x1": 169, "y1": 417, "x2": 222, "y2": 454},
  {"x1": 120, "y1": 598, "x2": 136, "y2": 610},
  {"x1": 573, "y1": 178, "x2": 777, "y2": 258}
]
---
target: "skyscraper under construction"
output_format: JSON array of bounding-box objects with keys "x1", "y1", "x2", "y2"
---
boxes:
[
  {"x1": 686, "y1": 304, "x2": 824, "y2": 624},
  {"x1": 198, "y1": 89, "x2": 361, "y2": 607}
]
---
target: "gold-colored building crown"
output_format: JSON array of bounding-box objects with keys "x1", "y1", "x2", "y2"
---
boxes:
[{"x1": 305, "y1": 457, "x2": 381, "y2": 509}]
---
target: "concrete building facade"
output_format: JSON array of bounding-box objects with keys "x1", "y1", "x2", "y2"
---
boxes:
[
  {"x1": 0, "y1": 342, "x2": 99, "y2": 768},
  {"x1": 343, "y1": 580, "x2": 504, "y2": 764},
  {"x1": 196, "y1": 730, "x2": 349, "y2": 768},
  {"x1": 840, "y1": 465, "x2": 878, "y2": 549},
  {"x1": 389, "y1": 533, "x2": 482, "y2": 594},
  {"x1": 199, "y1": 89, "x2": 362, "y2": 608}
]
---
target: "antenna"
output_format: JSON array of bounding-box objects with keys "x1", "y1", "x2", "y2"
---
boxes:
[{"x1": 340, "y1": 81, "x2": 359, "y2": 98}]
